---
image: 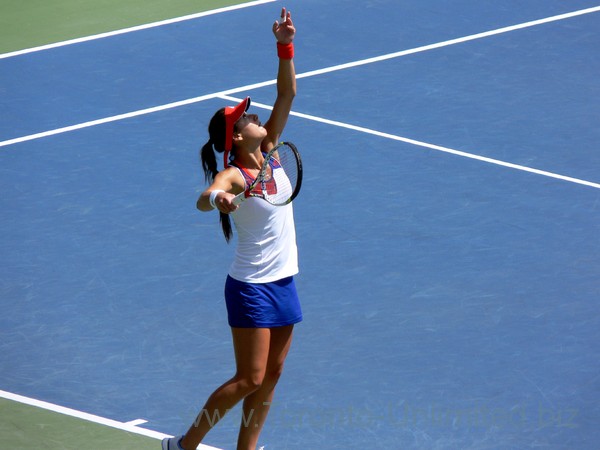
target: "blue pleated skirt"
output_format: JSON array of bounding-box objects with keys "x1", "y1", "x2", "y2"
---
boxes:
[{"x1": 224, "y1": 275, "x2": 303, "y2": 328}]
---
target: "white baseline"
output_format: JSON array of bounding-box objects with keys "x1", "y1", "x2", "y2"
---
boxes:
[
  {"x1": 0, "y1": 389, "x2": 222, "y2": 449},
  {"x1": 0, "y1": 0, "x2": 276, "y2": 60}
]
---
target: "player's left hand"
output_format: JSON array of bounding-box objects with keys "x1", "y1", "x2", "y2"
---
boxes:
[{"x1": 273, "y1": 7, "x2": 295, "y2": 44}]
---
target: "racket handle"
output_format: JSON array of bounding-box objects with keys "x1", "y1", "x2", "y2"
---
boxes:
[{"x1": 232, "y1": 192, "x2": 245, "y2": 206}]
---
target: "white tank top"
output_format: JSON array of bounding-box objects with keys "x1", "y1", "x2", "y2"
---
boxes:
[{"x1": 228, "y1": 165, "x2": 299, "y2": 283}]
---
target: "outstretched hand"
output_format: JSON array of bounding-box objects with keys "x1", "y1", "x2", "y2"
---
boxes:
[{"x1": 272, "y1": 7, "x2": 295, "y2": 44}]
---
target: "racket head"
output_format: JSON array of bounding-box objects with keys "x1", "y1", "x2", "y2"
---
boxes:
[
  {"x1": 260, "y1": 142, "x2": 302, "y2": 206},
  {"x1": 231, "y1": 141, "x2": 302, "y2": 206}
]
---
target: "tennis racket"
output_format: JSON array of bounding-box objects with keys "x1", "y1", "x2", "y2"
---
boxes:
[{"x1": 232, "y1": 141, "x2": 302, "y2": 206}]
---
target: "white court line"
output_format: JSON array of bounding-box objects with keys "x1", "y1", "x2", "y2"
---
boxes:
[
  {"x1": 3, "y1": 5, "x2": 599, "y2": 150},
  {"x1": 0, "y1": 78, "x2": 277, "y2": 148},
  {"x1": 218, "y1": 95, "x2": 600, "y2": 190},
  {"x1": 1, "y1": 6, "x2": 599, "y2": 190},
  {"x1": 0, "y1": 389, "x2": 222, "y2": 450},
  {"x1": 0, "y1": 0, "x2": 276, "y2": 60},
  {"x1": 295, "y1": 5, "x2": 600, "y2": 80},
  {"x1": 125, "y1": 418, "x2": 149, "y2": 426}
]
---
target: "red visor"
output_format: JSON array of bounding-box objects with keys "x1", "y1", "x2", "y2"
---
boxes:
[{"x1": 223, "y1": 97, "x2": 251, "y2": 168}]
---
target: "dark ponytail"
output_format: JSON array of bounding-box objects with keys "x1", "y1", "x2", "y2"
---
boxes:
[
  {"x1": 199, "y1": 109, "x2": 234, "y2": 243},
  {"x1": 200, "y1": 140, "x2": 218, "y2": 183}
]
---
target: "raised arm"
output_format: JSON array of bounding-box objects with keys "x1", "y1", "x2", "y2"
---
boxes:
[{"x1": 263, "y1": 8, "x2": 297, "y2": 149}]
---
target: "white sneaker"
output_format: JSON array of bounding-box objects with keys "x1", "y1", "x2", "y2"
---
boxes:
[{"x1": 162, "y1": 435, "x2": 184, "y2": 450}]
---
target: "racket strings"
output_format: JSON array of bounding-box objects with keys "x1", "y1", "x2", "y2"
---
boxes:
[{"x1": 263, "y1": 145, "x2": 299, "y2": 205}]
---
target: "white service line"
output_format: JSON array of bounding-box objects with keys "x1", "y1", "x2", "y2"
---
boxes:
[
  {"x1": 0, "y1": 389, "x2": 222, "y2": 450},
  {"x1": 0, "y1": 77, "x2": 280, "y2": 148},
  {"x1": 295, "y1": 5, "x2": 600, "y2": 79},
  {"x1": 218, "y1": 94, "x2": 600, "y2": 190},
  {"x1": 0, "y1": 0, "x2": 276, "y2": 60}
]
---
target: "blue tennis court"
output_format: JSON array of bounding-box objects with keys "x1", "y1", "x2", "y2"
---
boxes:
[{"x1": 1, "y1": 1, "x2": 599, "y2": 448}]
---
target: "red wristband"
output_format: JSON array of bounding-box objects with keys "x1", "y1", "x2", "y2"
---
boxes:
[{"x1": 277, "y1": 42, "x2": 294, "y2": 59}]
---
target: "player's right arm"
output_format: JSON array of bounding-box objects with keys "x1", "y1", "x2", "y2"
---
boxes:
[{"x1": 197, "y1": 168, "x2": 244, "y2": 213}]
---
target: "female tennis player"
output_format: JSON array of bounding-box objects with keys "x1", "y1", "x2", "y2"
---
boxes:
[{"x1": 162, "y1": 8, "x2": 301, "y2": 450}]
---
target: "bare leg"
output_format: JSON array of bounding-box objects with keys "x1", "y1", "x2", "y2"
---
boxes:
[
  {"x1": 180, "y1": 328, "x2": 272, "y2": 450},
  {"x1": 237, "y1": 325, "x2": 294, "y2": 450}
]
